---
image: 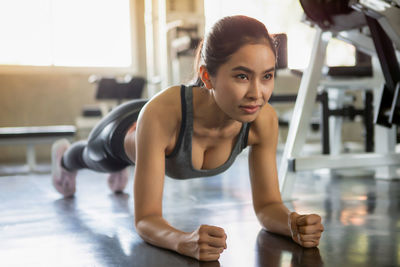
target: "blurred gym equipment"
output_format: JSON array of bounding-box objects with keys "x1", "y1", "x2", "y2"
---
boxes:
[
  {"x1": 279, "y1": 0, "x2": 400, "y2": 199},
  {"x1": 75, "y1": 76, "x2": 146, "y2": 139}
]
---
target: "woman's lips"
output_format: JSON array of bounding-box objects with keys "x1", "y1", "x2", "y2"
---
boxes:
[{"x1": 240, "y1": 105, "x2": 260, "y2": 114}]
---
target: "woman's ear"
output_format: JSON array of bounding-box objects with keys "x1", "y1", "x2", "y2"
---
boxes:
[{"x1": 199, "y1": 66, "x2": 213, "y2": 89}]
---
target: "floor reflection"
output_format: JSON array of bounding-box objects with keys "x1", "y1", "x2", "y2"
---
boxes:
[
  {"x1": 256, "y1": 230, "x2": 323, "y2": 267},
  {"x1": 52, "y1": 196, "x2": 218, "y2": 267},
  {"x1": 1, "y1": 154, "x2": 400, "y2": 266},
  {"x1": 319, "y1": 175, "x2": 400, "y2": 267}
]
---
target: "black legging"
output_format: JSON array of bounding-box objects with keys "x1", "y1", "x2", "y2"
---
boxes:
[{"x1": 62, "y1": 99, "x2": 148, "y2": 173}]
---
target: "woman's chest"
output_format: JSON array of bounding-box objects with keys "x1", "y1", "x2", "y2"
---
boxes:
[
  {"x1": 191, "y1": 131, "x2": 237, "y2": 170},
  {"x1": 164, "y1": 117, "x2": 243, "y2": 170}
]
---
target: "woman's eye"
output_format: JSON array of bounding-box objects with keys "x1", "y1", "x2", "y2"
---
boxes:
[
  {"x1": 236, "y1": 74, "x2": 248, "y2": 80},
  {"x1": 264, "y1": 73, "x2": 273, "y2": 80}
]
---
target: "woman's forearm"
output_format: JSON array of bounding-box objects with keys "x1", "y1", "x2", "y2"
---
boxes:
[
  {"x1": 256, "y1": 202, "x2": 292, "y2": 237},
  {"x1": 135, "y1": 215, "x2": 187, "y2": 252},
  {"x1": 256, "y1": 203, "x2": 324, "y2": 248},
  {"x1": 135, "y1": 215, "x2": 227, "y2": 261}
]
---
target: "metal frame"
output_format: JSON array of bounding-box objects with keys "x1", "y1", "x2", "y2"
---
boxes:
[
  {"x1": 278, "y1": 28, "x2": 328, "y2": 200},
  {"x1": 278, "y1": 25, "x2": 400, "y2": 200}
]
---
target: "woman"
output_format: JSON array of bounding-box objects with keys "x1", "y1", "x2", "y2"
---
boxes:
[{"x1": 51, "y1": 15, "x2": 324, "y2": 261}]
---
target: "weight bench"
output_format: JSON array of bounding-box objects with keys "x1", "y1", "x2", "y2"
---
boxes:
[{"x1": 0, "y1": 125, "x2": 76, "y2": 172}]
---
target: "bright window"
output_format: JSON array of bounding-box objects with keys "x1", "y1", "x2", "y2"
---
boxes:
[{"x1": 0, "y1": 0, "x2": 131, "y2": 67}]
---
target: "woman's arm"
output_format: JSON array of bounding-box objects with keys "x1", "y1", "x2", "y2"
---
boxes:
[
  {"x1": 132, "y1": 93, "x2": 226, "y2": 261},
  {"x1": 248, "y1": 105, "x2": 324, "y2": 247}
]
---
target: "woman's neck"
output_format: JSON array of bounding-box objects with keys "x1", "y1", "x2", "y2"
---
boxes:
[{"x1": 193, "y1": 87, "x2": 240, "y2": 131}]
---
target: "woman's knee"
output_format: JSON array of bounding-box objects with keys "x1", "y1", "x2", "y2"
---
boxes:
[
  {"x1": 62, "y1": 140, "x2": 88, "y2": 170},
  {"x1": 124, "y1": 122, "x2": 137, "y2": 164}
]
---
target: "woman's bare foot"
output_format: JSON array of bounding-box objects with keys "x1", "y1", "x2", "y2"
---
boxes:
[
  {"x1": 107, "y1": 167, "x2": 130, "y2": 193},
  {"x1": 51, "y1": 139, "x2": 77, "y2": 197}
]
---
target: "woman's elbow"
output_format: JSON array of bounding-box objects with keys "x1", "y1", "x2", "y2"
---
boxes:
[
  {"x1": 134, "y1": 215, "x2": 148, "y2": 233},
  {"x1": 134, "y1": 213, "x2": 159, "y2": 235},
  {"x1": 134, "y1": 216, "x2": 150, "y2": 241}
]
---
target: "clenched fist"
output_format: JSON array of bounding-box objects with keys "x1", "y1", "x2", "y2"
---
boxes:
[
  {"x1": 177, "y1": 224, "x2": 227, "y2": 261},
  {"x1": 289, "y1": 212, "x2": 324, "y2": 247}
]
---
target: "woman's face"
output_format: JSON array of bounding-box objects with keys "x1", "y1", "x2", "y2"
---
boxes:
[{"x1": 209, "y1": 43, "x2": 275, "y2": 123}]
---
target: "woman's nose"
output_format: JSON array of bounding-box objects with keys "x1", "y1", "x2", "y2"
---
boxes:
[{"x1": 247, "y1": 81, "x2": 262, "y2": 99}]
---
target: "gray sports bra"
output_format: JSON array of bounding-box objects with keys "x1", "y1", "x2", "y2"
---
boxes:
[{"x1": 165, "y1": 85, "x2": 251, "y2": 179}]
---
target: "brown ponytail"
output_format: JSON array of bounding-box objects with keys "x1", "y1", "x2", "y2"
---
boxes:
[{"x1": 192, "y1": 39, "x2": 204, "y2": 86}]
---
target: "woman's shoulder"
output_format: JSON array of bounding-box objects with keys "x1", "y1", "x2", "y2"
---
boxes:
[
  {"x1": 138, "y1": 85, "x2": 183, "y2": 136},
  {"x1": 142, "y1": 85, "x2": 182, "y2": 114},
  {"x1": 247, "y1": 103, "x2": 279, "y2": 146}
]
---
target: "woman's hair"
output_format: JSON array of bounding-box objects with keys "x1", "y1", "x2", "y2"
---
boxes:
[{"x1": 192, "y1": 15, "x2": 276, "y2": 86}]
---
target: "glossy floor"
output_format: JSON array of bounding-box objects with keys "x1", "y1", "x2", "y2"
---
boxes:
[{"x1": 0, "y1": 150, "x2": 399, "y2": 267}]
